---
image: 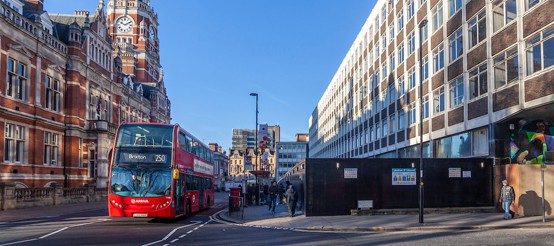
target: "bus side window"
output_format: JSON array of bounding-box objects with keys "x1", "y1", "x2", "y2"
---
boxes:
[
  {"x1": 207, "y1": 178, "x2": 212, "y2": 189},
  {"x1": 193, "y1": 176, "x2": 198, "y2": 190},
  {"x1": 178, "y1": 133, "x2": 187, "y2": 151}
]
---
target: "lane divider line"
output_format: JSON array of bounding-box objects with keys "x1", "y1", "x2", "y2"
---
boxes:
[{"x1": 142, "y1": 221, "x2": 201, "y2": 246}]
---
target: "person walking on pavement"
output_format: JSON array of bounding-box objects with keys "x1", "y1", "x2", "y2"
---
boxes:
[
  {"x1": 499, "y1": 179, "x2": 516, "y2": 220},
  {"x1": 285, "y1": 185, "x2": 298, "y2": 217},
  {"x1": 268, "y1": 181, "x2": 279, "y2": 214}
]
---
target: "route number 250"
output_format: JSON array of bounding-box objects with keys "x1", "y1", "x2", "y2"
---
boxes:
[{"x1": 155, "y1": 155, "x2": 166, "y2": 162}]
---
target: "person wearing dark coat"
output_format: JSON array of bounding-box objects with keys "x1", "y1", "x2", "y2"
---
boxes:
[
  {"x1": 268, "y1": 181, "x2": 279, "y2": 213},
  {"x1": 285, "y1": 185, "x2": 299, "y2": 217}
]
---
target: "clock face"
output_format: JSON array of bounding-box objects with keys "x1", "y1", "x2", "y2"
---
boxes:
[
  {"x1": 149, "y1": 26, "x2": 155, "y2": 41},
  {"x1": 117, "y1": 16, "x2": 133, "y2": 33}
]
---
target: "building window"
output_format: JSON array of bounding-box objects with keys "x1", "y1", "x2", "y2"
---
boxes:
[
  {"x1": 398, "y1": 110, "x2": 406, "y2": 129},
  {"x1": 449, "y1": 76, "x2": 464, "y2": 108},
  {"x1": 390, "y1": 53, "x2": 396, "y2": 71},
  {"x1": 492, "y1": 0, "x2": 517, "y2": 33},
  {"x1": 398, "y1": 75, "x2": 406, "y2": 96},
  {"x1": 448, "y1": 28, "x2": 463, "y2": 62},
  {"x1": 433, "y1": 86, "x2": 445, "y2": 113},
  {"x1": 391, "y1": 113, "x2": 397, "y2": 132},
  {"x1": 525, "y1": 0, "x2": 542, "y2": 11},
  {"x1": 420, "y1": 0, "x2": 427, "y2": 7},
  {"x1": 408, "y1": 103, "x2": 417, "y2": 125},
  {"x1": 44, "y1": 132, "x2": 60, "y2": 166},
  {"x1": 45, "y1": 76, "x2": 61, "y2": 112},
  {"x1": 398, "y1": 11, "x2": 404, "y2": 32},
  {"x1": 407, "y1": 0, "x2": 415, "y2": 20},
  {"x1": 526, "y1": 25, "x2": 554, "y2": 76},
  {"x1": 469, "y1": 63, "x2": 488, "y2": 100},
  {"x1": 468, "y1": 10, "x2": 486, "y2": 49},
  {"x1": 448, "y1": 0, "x2": 461, "y2": 16},
  {"x1": 389, "y1": 23, "x2": 395, "y2": 43},
  {"x1": 420, "y1": 20, "x2": 429, "y2": 42},
  {"x1": 376, "y1": 122, "x2": 382, "y2": 139},
  {"x1": 432, "y1": 2, "x2": 443, "y2": 32},
  {"x1": 382, "y1": 62, "x2": 388, "y2": 78},
  {"x1": 398, "y1": 42, "x2": 405, "y2": 63},
  {"x1": 423, "y1": 95, "x2": 430, "y2": 119},
  {"x1": 6, "y1": 58, "x2": 27, "y2": 101},
  {"x1": 472, "y1": 128, "x2": 489, "y2": 156},
  {"x1": 494, "y1": 46, "x2": 519, "y2": 89},
  {"x1": 389, "y1": 82, "x2": 397, "y2": 104},
  {"x1": 433, "y1": 43, "x2": 445, "y2": 72},
  {"x1": 381, "y1": 5, "x2": 387, "y2": 22},
  {"x1": 4, "y1": 123, "x2": 25, "y2": 163},
  {"x1": 422, "y1": 56, "x2": 429, "y2": 81},
  {"x1": 408, "y1": 31, "x2": 416, "y2": 54},
  {"x1": 408, "y1": 67, "x2": 416, "y2": 89}
]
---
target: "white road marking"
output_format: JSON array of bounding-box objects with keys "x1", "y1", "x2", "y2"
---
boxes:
[
  {"x1": 142, "y1": 221, "x2": 202, "y2": 246},
  {"x1": 0, "y1": 219, "x2": 108, "y2": 246}
]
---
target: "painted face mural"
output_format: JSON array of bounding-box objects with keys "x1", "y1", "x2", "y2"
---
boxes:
[{"x1": 510, "y1": 119, "x2": 554, "y2": 164}]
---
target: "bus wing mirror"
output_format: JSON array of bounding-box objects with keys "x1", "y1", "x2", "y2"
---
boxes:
[{"x1": 173, "y1": 169, "x2": 179, "y2": 180}]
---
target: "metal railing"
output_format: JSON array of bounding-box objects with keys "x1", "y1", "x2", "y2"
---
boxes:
[{"x1": 15, "y1": 188, "x2": 53, "y2": 201}]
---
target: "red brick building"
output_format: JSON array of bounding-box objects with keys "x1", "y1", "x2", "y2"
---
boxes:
[{"x1": 0, "y1": 0, "x2": 171, "y2": 188}]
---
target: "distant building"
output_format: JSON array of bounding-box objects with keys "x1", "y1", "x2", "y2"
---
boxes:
[
  {"x1": 228, "y1": 148, "x2": 276, "y2": 182},
  {"x1": 209, "y1": 143, "x2": 228, "y2": 191},
  {"x1": 276, "y1": 134, "x2": 308, "y2": 181},
  {"x1": 232, "y1": 125, "x2": 280, "y2": 150}
]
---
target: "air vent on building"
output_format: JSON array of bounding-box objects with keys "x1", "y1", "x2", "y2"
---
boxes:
[
  {"x1": 12, "y1": 169, "x2": 18, "y2": 174},
  {"x1": 15, "y1": 106, "x2": 19, "y2": 111},
  {"x1": 51, "y1": 171, "x2": 55, "y2": 175}
]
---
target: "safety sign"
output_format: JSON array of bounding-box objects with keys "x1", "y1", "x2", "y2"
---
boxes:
[{"x1": 392, "y1": 168, "x2": 417, "y2": 185}]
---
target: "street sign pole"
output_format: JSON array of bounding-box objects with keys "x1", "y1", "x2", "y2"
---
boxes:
[{"x1": 541, "y1": 164, "x2": 546, "y2": 223}]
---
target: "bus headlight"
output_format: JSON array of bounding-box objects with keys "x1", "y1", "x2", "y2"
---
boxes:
[
  {"x1": 158, "y1": 200, "x2": 171, "y2": 209},
  {"x1": 111, "y1": 199, "x2": 123, "y2": 208}
]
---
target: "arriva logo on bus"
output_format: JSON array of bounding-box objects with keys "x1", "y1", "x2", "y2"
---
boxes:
[{"x1": 131, "y1": 199, "x2": 149, "y2": 204}]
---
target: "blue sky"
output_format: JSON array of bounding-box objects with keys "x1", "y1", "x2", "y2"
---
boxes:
[{"x1": 45, "y1": 0, "x2": 376, "y2": 151}]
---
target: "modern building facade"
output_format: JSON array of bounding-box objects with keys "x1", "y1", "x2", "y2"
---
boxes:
[
  {"x1": 275, "y1": 134, "x2": 308, "y2": 181},
  {"x1": 231, "y1": 125, "x2": 281, "y2": 150},
  {"x1": 309, "y1": 0, "x2": 554, "y2": 165},
  {"x1": 0, "y1": 0, "x2": 171, "y2": 188}
]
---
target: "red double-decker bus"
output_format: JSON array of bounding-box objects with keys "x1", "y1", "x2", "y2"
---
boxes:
[{"x1": 108, "y1": 123, "x2": 214, "y2": 218}]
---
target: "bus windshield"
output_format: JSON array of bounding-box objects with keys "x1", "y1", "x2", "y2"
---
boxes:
[
  {"x1": 116, "y1": 124, "x2": 174, "y2": 147},
  {"x1": 110, "y1": 167, "x2": 172, "y2": 197}
]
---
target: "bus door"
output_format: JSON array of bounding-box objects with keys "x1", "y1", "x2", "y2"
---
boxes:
[
  {"x1": 175, "y1": 173, "x2": 185, "y2": 215},
  {"x1": 199, "y1": 177, "x2": 205, "y2": 209}
]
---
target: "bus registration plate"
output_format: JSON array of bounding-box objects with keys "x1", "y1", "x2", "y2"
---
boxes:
[{"x1": 133, "y1": 213, "x2": 148, "y2": 218}]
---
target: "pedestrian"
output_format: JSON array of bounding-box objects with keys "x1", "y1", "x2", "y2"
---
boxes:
[
  {"x1": 499, "y1": 179, "x2": 516, "y2": 220},
  {"x1": 285, "y1": 185, "x2": 298, "y2": 217},
  {"x1": 268, "y1": 181, "x2": 279, "y2": 214}
]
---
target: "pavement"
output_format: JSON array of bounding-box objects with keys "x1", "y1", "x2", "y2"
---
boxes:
[
  {"x1": 2, "y1": 193, "x2": 553, "y2": 233},
  {"x1": 217, "y1": 195, "x2": 554, "y2": 232}
]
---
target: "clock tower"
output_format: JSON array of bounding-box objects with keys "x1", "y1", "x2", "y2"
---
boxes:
[
  {"x1": 107, "y1": 0, "x2": 161, "y2": 84},
  {"x1": 106, "y1": 0, "x2": 170, "y2": 123}
]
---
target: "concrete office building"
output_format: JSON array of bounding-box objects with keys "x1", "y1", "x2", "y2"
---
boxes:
[
  {"x1": 309, "y1": 0, "x2": 554, "y2": 165},
  {"x1": 231, "y1": 125, "x2": 280, "y2": 150},
  {"x1": 276, "y1": 134, "x2": 308, "y2": 181}
]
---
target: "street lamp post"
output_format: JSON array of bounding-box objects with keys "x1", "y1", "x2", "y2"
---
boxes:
[
  {"x1": 249, "y1": 93, "x2": 259, "y2": 182},
  {"x1": 418, "y1": 19, "x2": 428, "y2": 224}
]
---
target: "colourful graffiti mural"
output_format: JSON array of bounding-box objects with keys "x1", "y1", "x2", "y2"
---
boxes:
[{"x1": 510, "y1": 119, "x2": 554, "y2": 164}]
